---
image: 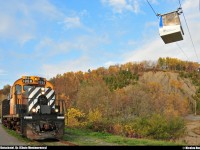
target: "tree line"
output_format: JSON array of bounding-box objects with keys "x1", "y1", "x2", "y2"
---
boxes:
[
  {"x1": 0, "y1": 57, "x2": 199, "y2": 141},
  {"x1": 49, "y1": 57, "x2": 199, "y2": 141}
]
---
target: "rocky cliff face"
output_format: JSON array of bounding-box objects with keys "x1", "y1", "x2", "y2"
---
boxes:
[{"x1": 140, "y1": 71, "x2": 196, "y2": 112}]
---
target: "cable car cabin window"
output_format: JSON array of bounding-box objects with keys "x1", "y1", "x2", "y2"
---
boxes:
[
  {"x1": 162, "y1": 12, "x2": 180, "y2": 26},
  {"x1": 15, "y1": 84, "x2": 22, "y2": 95}
]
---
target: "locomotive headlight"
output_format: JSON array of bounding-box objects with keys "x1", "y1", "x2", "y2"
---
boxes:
[
  {"x1": 55, "y1": 108, "x2": 59, "y2": 113},
  {"x1": 32, "y1": 108, "x2": 36, "y2": 113},
  {"x1": 41, "y1": 87, "x2": 45, "y2": 94}
]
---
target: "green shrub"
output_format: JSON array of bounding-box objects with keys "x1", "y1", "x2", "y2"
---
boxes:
[
  {"x1": 131, "y1": 114, "x2": 186, "y2": 140},
  {"x1": 86, "y1": 119, "x2": 113, "y2": 133}
]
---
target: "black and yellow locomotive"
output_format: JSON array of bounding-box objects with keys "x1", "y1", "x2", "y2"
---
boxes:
[{"x1": 1, "y1": 76, "x2": 65, "y2": 140}]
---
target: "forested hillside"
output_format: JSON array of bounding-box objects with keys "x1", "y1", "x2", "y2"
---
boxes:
[
  {"x1": 49, "y1": 57, "x2": 200, "y2": 141},
  {"x1": 1, "y1": 57, "x2": 200, "y2": 141}
]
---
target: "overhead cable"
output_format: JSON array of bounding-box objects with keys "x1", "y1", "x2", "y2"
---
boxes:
[
  {"x1": 146, "y1": 0, "x2": 159, "y2": 19},
  {"x1": 178, "y1": 0, "x2": 199, "y2": 62},
  {"x1": 146, "y1": 0, "x2": 191, "y2": 62}
]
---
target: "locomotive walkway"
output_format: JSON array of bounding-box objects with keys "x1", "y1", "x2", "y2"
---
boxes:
[{"x1": 0, "y1": 123, "x2": 26, "y2": 146}]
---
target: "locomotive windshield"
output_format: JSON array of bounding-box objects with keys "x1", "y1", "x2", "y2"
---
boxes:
[
  {"x1": 15, "y1": 84, "x2": 22, "y2": 94},
  {"x1": 24, "y1": 85, "x2": 35, "y2": 91},
  {"x1": 23, "y1": 85, "x2": 45, "y2": 91}
]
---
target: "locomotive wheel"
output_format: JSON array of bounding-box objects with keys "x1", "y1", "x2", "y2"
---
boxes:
[
  {"x1": 7, "y1": 123, "x2": 11, "y2": 129},
  {"x1": 16, "y1": 126, "x2": 21, "y2": 133}
]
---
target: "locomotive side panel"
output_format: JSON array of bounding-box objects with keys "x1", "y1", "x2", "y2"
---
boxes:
[{"x1": 2, "y1": 99, "x2": 10, "y2": 116}]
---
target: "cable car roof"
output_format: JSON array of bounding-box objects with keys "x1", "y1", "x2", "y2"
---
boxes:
[{"x1": 159, "y1": 10, "x2": 179, "y2": 16}]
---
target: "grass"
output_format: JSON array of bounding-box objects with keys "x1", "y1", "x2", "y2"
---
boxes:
[
  {"x1": 64, "y1": 127, "x2": 185, "y2": 146},
  {"x1": 2, "y1": 124, "x2": 186, "y2": 146}
]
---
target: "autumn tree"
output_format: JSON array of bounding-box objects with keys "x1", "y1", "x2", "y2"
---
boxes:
[
  {"x1": 2, "y1": 84, "x2": 11, "y2": 95},
  {"x1": 76, "y1": 75, "x2": 111, "y2": 118}
]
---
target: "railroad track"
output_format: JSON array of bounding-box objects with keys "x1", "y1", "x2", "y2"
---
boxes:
[
  {"x1": 59, "y1": 140, "x2": 78, "y2": 146},
  {"x1": 32, "y1": 139, "x2": 78, "y2": 146}
]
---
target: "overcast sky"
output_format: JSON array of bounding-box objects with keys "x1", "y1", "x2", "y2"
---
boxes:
[{"x1": 0, "y1": 0, "x2": 199, "y2": 89}]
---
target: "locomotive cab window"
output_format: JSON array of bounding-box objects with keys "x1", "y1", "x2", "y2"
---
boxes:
[
  {"x1": 24, "y1": 85, "x2": 35, "y2": 91},
  {"x1": 15, "y1": 84, "x2": 22, "y2": 94}
]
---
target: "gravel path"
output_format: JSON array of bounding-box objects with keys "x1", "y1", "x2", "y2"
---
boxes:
[
  {"x1": 0, "y1": 124, "x2": 26, "y2": 146},
  {"x1": 178, "y1": 114, "x2": 200, "y2": 145}
]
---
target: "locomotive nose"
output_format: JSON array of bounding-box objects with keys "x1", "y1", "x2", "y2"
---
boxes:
[
  {"x1": 38, "y1": 95, "x2": 48, "y2": 105},
  {"x1": 38, "y1": 95, "x2": 51, "y2": 114}
]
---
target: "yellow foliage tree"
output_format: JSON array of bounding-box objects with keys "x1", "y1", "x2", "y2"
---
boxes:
[
  {"x1": 123, "y1": 124, "x2": 135, "y2": 137},
  {"x1": 66, "y1": 108, "x2": 86, "y2": 127},
  {"x1": 88, "y1": 108, "x2": 102, "y2": 123}
]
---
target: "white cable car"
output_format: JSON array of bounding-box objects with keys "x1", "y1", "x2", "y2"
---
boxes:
[{"x1": 158, "y1": 9, "x2": 184, "y2": 44}]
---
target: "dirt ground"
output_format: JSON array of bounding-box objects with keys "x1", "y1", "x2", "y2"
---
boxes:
[
  {"x1": 178, "y1": 114, "x2": 200, "y2": 145},
  {"x1": 0, "y1": 124, "x2": 26, "y2": 145}
]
